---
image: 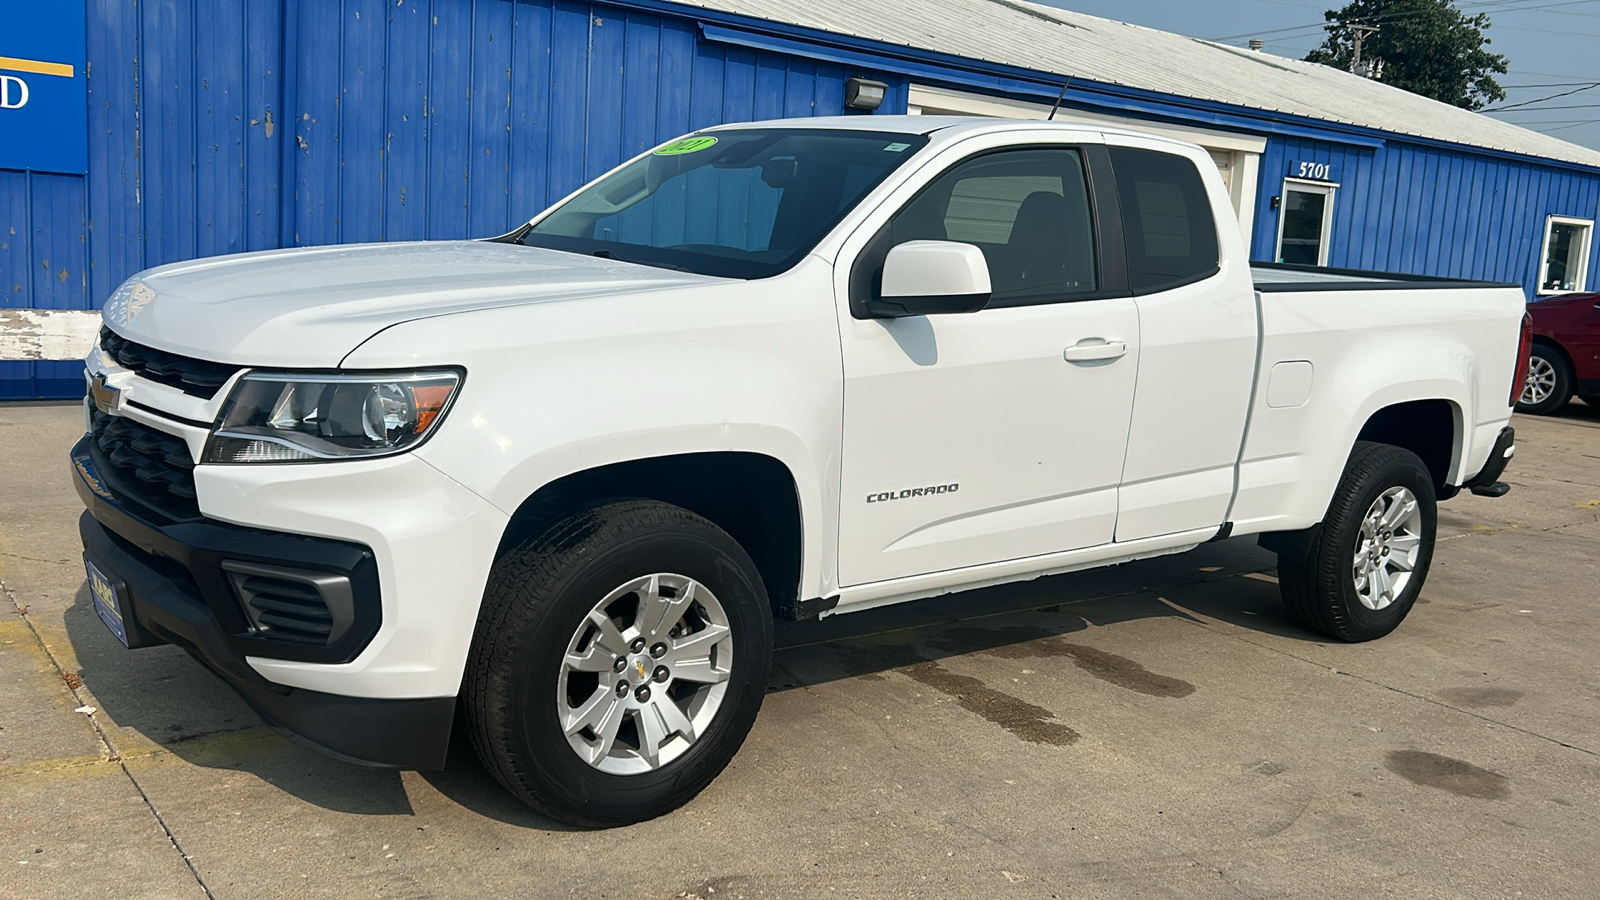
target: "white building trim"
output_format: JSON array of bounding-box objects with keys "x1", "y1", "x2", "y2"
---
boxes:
[{"x1": 0, "y1": 309, "x2": 100, "y2": 361}]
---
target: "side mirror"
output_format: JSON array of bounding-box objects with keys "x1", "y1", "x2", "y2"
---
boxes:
[{"x1": 864, "y1": 240, "x2": 992, "y2": 318}]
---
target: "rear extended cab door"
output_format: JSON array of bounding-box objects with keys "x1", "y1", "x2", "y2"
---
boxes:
[{"x1": 1100, "y1": 135, "x2": 1259, "y2": 542}]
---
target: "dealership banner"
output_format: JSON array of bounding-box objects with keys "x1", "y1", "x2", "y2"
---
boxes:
[{"x1": 0, "y1": 0, "x2": 87, "y2": 173}]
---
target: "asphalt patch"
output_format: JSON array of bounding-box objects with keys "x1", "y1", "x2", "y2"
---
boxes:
[
  {"x1": 1384, "y1": 750, "x2": 1511, "y2": 800},
  {"x1": 1438, "y1": 687, "x2": 1524, "y2": 708},
  {"x1": 933, "y1": 627, "x2": 1196, "y2": 698},
  {"x1": 901, "y1": 660, "x2": 1079, "y2": 746},
  {"x1": 829, "y1": 641, "x2": 1080, "y2": 746}
]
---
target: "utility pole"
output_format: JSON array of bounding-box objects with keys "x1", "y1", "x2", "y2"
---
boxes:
[{"x1": 1350, "y1": 23, "x2": 1380, "y2": 77}]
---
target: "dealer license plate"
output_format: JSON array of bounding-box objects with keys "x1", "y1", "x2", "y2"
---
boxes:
[{"x1": 86, "y1": 558, "x2": 129, "y2": 647}]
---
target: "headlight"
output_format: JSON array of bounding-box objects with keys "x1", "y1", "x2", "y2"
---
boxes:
[{"x1": 206, "y1": 371, "x2": 462, "y2": 463}]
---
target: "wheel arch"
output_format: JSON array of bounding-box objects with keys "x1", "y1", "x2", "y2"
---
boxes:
[
  {"x1": 494, "y1": 452, "x2": 807, "y2": 620},
  {"x1": 1531, "y1": 335, "x2": 1575, "y2": 373},
  {"x1": 1354, "y1": 398, "x2": 1461, "y2": 497}
]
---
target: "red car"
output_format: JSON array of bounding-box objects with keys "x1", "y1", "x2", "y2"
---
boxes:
[{"x1": 1518, "y1": 292, "x2": 1600, "y2": 415}]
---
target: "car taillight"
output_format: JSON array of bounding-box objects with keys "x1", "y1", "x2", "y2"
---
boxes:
[{"x1": 1511, "y1": 312, "x2": 1533, "y2": 407}]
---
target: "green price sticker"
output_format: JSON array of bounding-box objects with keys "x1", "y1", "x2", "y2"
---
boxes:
[{"x1": 654, "y1": 136, "x2": 718, "y2": 156}]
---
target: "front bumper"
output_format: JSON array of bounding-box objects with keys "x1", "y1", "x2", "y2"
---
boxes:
[{"x1": 73, "y1": 435, "x2": 455, "y2": 768}]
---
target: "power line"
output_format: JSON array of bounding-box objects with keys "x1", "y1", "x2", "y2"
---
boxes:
[
  {"x1": 1528, "y1": 118, "x2": 1600, "y2": 132},
  {"x1": 1207, "y1": 0, "x2": 1600, "y2": 43},
  {"x1": 1489, "y1": 101, "x2": 1600, "y2": 110},
  {"x1": 1483, "y1": 82, "x2": 1600, "y2": 110}
]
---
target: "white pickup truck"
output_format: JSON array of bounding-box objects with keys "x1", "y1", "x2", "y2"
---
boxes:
[{"x1": 74, "y1": 116, "x2": 1529, "y2": 826}]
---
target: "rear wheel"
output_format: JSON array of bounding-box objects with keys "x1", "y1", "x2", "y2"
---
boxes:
[
  {"x1": 464, "y1": 500, "x2": 773, "y2": 827},
  {"x1": 1517, "y1": 344, "x2": 1572, "y2": 415},
  {"x1": 1275, "y1": 442, "x2": 1437, "y2": 642}
]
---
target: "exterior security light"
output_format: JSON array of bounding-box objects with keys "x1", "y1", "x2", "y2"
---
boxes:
[{"x1": 844, "y1": 77, "x2": 888, "y2": 111}]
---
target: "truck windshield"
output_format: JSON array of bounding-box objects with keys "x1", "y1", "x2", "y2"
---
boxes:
[{"x1": 519, "y1": 129, "x2": 930, "y2": 279}]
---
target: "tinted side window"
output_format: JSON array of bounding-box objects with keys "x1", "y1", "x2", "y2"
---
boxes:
[
  {"x1": 1108, "y1": 147, "x2": 1219, "y2": 294},
  {"x1": 885, "y1": 148, "x2": 1098, "y2": 306}
]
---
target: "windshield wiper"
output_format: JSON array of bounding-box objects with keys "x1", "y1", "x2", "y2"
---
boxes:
[{"x1": 591, "y1": 249, "x2": 691, "y2": 273}]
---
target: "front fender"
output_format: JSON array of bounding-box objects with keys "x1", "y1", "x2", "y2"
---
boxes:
[{"x1": 342, "y1": 261, "x2": 845, "y2": 601}]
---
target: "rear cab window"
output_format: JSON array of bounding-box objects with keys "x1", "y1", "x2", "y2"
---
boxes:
[{"x1": 1107, "y1": 146, "x2": 1220, "y2": 294}]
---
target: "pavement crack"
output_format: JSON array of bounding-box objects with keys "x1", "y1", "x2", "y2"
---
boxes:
[
  {"x1": 1167, "y1": 595, "x2": 1600, "y2": 759},
  {"x1": 0, "y1": 550, "x2": 77, "y2": 567},
  {"x1": 0, "y1": 575, "x2": 218, "y2": 900}
]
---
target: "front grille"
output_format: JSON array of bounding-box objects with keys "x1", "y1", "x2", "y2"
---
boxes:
[
  {"x1": 100, "y1": 328, "x2": 241, "y2": 399},
  {"x1": 89, "y1": 409, "x2": 200, "y2": 520}
]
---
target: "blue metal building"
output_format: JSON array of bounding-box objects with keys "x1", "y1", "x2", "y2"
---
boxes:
[{"x1": 4, "y1": 0, "x2": 1599, "y2": 399}]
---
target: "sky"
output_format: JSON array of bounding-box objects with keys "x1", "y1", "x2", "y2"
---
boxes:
[{"x1": 1034, "y1": 0, "x2": 1600, "y2": 153}]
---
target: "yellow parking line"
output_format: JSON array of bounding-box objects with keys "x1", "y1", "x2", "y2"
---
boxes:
[{"x1": 0, "y1": 56, "x2": 75, "y2": 78}]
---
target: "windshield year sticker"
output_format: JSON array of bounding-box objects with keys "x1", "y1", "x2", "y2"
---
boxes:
[
  {"x1": 655, "y1": 136, "x2": 718, "y2": 156},
  {"x1": 883, "y1": 142, "x2": 911, "y2": 152}
]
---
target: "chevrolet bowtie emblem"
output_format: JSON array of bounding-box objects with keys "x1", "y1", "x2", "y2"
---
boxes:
[
  {"x1": 90, "y1": 373, "x2": 122, "y2": 415},
  {"x1": 635, "y1": 658, "x2": 648, "y2": 679},
  {"x1": 128, "y1": 282, "x2": 156, "y2": 317}
]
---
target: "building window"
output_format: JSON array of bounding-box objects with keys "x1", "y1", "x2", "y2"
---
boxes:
[
  {"x1": 1538, "y1": 216, "x2": 1593, "y2": 295},
  {"x1": 1275, "y1": 179, "x2": 1336, "y2": 266}
]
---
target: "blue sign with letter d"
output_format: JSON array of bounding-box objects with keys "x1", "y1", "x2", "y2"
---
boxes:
[{"x1": 0, "y1": 0, "x2": 88, "y2": 174}]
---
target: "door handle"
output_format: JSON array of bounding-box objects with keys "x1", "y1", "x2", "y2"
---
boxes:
[{"x1": 1063, "y1": 339, "x2": 1128, "y2": 363}]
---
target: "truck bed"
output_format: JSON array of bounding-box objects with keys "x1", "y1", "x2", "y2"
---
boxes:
[{"x1": 1252, "y1": 262, "x2": 1521, "y2": 292}]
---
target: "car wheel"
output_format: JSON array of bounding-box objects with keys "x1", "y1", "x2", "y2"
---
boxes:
[
  {"x1": 1517, "y1": 344, "x2": 1572, "y2": 415},
  {"x1": 464, "y1": 500, "x2": 773, "y2": 827},
  {"x1": 1275, "y1": 442, "x2": 1437, "y2": 643}
]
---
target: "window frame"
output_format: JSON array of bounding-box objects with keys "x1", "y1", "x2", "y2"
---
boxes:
[
  {"x1": 1107, "y1": 144, "x2": 1224, "y2": 295},
  {"x1": 1274, "y1": 177, "x2": 1338, "y2": 268},
  {"x1": 847, "y1": 143, "x2": 1128, "y2": 318},
  {"x1": 1536, "y1": 214, "x2": 1594, "y2": 296}
]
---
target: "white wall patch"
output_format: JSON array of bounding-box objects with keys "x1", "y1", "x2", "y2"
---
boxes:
[{"x1": 0, "y1": 309, "x2": 101, "y2": 361}]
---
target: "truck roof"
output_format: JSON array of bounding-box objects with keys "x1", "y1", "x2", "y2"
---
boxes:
[{"x1": 699, "y1": 114, "x2": 1199, "y2": 149}]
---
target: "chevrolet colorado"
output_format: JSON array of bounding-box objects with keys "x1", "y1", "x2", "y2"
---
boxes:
[{"x1": 73, "y1": 116, "x2": 1529, "y2": 826}]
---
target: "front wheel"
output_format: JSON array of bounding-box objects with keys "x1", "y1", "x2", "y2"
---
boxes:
[
  {"x1": 1275, "y1": 442, "x2": 1437, "y2": 642},
  {"x1": 464, "y1": 500, "x2": 773, "y2": 827}
]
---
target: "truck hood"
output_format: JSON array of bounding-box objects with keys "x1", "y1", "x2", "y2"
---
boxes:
[{"x1": 102, "y1": 241, "x2": 725, "y2": 367}]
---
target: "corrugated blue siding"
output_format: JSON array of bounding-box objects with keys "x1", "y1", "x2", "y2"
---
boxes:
[
  {"x1": 277, "y1": 0, "x2": 903, "y2": 246},
  {"x1": 1252, "y1": 136, "x2": 1600, "y2": 295},
  {"x1": 1, "y1": 171, "x2": 89, "y2": 310},
  {"x1": 3, "y1": 0, "x2": 905, "y2": 317}
]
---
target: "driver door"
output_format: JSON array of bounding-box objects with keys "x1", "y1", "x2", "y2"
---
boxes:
[{"x1": 835, "y1": 143, "x2": 1139, "y2": 588}]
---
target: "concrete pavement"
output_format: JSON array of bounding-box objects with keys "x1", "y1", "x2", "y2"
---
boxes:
[{"x1": 3, "y1": 399, "x2": 1598, "y2": 899}]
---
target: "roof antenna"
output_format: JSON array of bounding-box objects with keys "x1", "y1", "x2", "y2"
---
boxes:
[{"x1": 1047, "y1": 77, "x2": 1073, "y2": 121}]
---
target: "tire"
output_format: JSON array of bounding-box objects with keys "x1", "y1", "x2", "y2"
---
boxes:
[
  {"x1": 1275, "y1": 442, "x2": 1437, "y2": 643},
  {"x1": 464, "y1": 500, "x2": 773, "y2": 827},
  {"x1": 1516, "y1": 344, "x2": 1572, "y2": 415}
]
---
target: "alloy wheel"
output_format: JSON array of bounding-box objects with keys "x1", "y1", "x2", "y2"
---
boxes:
[
  {"x1": 557, "y1": 573, "x2": 734, "y2": 775},
  {"x1": 1522, "y1": 355, "x2": 1557, "y2": 406},
  {"x1": 1351, "y1": 486, "x2": 1424, "y2": 611}
]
